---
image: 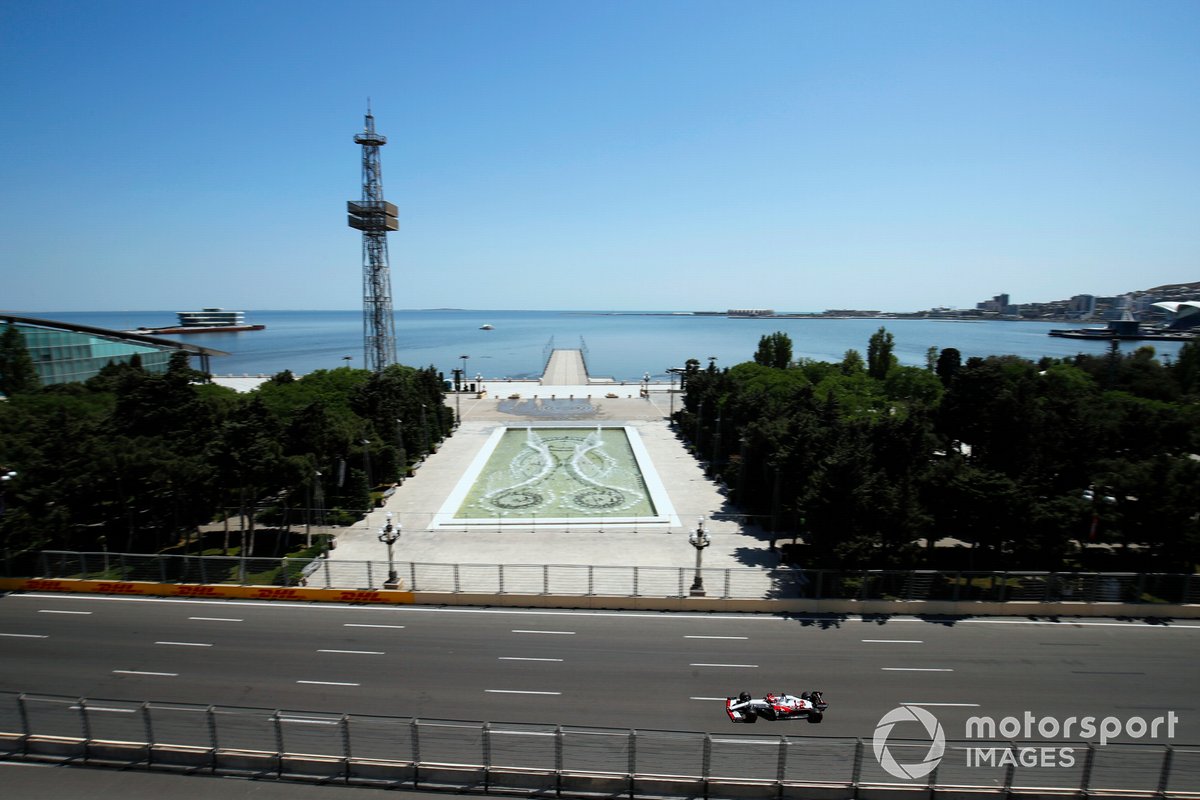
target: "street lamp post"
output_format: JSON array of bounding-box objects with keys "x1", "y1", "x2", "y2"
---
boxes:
[
  {"x1": 456, "y1": 354, "x2": 470, "y2": 426},
  {"x1": 361, "y1": 439, "x2": 372, "y2": 491},
  {"x1": 378, "y1": 511, "x2": 401, "y2": 589},
  {"x1": 688, "y1": 516, "x2": 711, "y2": 596},
  {"x1": 642, "y1": 372, "x2": 650, "y2": 398}
]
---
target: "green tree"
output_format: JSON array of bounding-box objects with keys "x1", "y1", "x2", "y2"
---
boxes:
[
  {"x1": 0, "y1": 324, "x2": 40, "y2": 396},
  {"x1": 753, "y1": 331, "x2": 793, "y2": 370},
  {"x1": 935, "y1": 348, "x2": 961, "y2": 385},
  {"x1": 866, "y1": 327, "x2": 897, "y2": 380}
]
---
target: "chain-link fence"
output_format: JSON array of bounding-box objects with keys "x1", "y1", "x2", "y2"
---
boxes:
[
  {"x1": 18, "y1": 550, "x2": 1200, "y2": 604},
  {"x1": 1, "y1": 692, "x2": 1196, "y2": 798}
]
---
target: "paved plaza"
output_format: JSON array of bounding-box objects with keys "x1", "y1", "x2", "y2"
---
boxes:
[{"x1": 329, "y1": 388, "x2": 779, "y2": 575}]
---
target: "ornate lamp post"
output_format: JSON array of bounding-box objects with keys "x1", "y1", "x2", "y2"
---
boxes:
[
  {"x1": 688, "y1": 516, "x2": 711, "y2": 596},
  {"x1": 642, "y1": 371, "x2": 650, "y2": 398},
  {"x1": 378, "y1": 511, "x2": 401, "y2": 589}
]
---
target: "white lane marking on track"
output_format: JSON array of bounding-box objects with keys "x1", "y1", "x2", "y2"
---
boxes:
[
  {"x1": 113, "y1": 670, "x2": 177, "y2": 677},
  {"x1": 685, "y1": 635, "x2": 748, "y2": 640},
  {"x1": 883, "y1": 667, "x2": 954, "y2": 672},
  {"x1": 485, "y1": 689, "x2": 561, "y2": 695},
  {"x1": 279, "y1": 717, "x2": 339, "y2": 725},
  {"x1": 499, "y1": 657, "x2": 563, "y2": 662},
  {"x1": 344, "y1": 623, "x2": 405, "y2": 629},
  {"x1": 0, "y1": 633, "x2": 47, "y2": 638},
  {"x1": 155, "y1": 641, "x2": 213, "y2": 647},
  {"x1": 863, "y1": 639, "x2": 924, "y2": 643},
  {"x1": 318, "y1": 649, "x2": 385, "y2": 655},
  {"x1": 690, "y1": 663, "x2": 758, "y2": 668},
  {"x1": 512, "y1": 629, "x2": 575, "y2": 635},
  {"x1": 189, "y1": 617, "x2": 243, "y2": 622},
  {"x1": 37, "y1": 609, "x2": 91, "y2": 614},
  {"x1": 296, "y1": 680, "x2": 360, "y2": 686},
  {"x1": 902, "y1": 702, "x2": 981, "y2": 707}
]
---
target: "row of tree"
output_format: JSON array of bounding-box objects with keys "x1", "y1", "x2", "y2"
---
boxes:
[
  {"x1": 681, "y1": 329, "x2": 1200, "y2": 571},
  {"x1": 0, "y1": 334, "x2": 452, "y2": 559}
]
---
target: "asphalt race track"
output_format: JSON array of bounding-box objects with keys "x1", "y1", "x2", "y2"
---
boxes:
[{"x1": 3, "y1": 593, "x2": 1198, "y2": 745}]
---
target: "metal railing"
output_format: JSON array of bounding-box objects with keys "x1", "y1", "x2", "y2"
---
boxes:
[
  {"x1": 1, "y1": 692, "x2": 1196, "y2": 798},
  {"x1": 16, "y1": 551, "x2": 1200, "y2": 604}
]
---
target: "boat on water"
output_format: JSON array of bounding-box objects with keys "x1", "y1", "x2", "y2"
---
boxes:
[
  {"x1": 1048, "y1": 302, "x2": 1199, "y2": 342},
  {"x1": 479, "y1": 324, "x2": 494, "y2": 330},
  {"x1": 127, "y1": 308, "x2": 265, "y2": 335}
]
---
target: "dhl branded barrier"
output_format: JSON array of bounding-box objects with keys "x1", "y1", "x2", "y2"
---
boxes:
[{"x1": 0, "y1": 578, "x2": 414, "y2": 605}]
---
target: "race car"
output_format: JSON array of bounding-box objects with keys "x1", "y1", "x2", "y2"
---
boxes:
[{"x1": 725, "y1": 690, "x2": 827, "y2": 723}]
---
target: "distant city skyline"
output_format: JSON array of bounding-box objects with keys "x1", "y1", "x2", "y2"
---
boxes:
[{"x1": 3, "y1": 1, "x2": 1198, "y2": 313}]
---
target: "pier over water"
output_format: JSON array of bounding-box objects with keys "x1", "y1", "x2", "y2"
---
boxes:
[{"x1": 540, "y1": 349, "x2": 590, "y2": 385}]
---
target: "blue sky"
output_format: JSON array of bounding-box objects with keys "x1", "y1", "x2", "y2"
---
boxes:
[{"x1": 2, "y1": 0, "x2": 1197, "y2": 312}]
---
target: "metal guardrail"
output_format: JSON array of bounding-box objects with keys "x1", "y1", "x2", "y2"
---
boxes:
[
  {"x1": 1, "y1": 692, "x2": 1197, "y2": 798},
  {"x1": 21, "y1": 551, "x2": 1200, "y2": 604}
]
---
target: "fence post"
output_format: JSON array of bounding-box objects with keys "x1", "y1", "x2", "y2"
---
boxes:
[
  {"x1": 678, "y1": 568, "x2": 684, "y2": 598},
  {"x1": 453, "y1": 564, "x2": 460, "y2": 593},
  {"x1": 78, "y1": 697, "x2": 92, "y2": 763},
  {"x1": 409, "y1": 561, "x2": 416, "y2": 591},
  {"x1": 775, "y1": 735, "x2": 788, "y2": 797},
  {"x1": 141, "y1": 701, "x2": 155, "y2": 766},
  {"x1": 198, "y1": 555, "x2": 207, "y2": 585},
  {"x1": 851, "y1": 738, "x2": 863, "y2": 794},
  {"x1": 39, "y1": 551, "x2": 49, "y2": 578},
  {"x1": 555, "y1": 724, "x2": 564, "y2": 798},
  {"x1": 272, "y1": 710, "x2": 284, "y2": 777},
  {"x1": 366, "y1": 561, "x2": 374, "y2": 589},
  {"x1": 17, "y1": 693, "x2": 31, "y2": 755},
  {"x1": 341, "y1": 714, "x2": 352, "y2": 784},
  {"x1": 79, "y1": 553, "x2": 89, "y2": 580},
  {"x1": 1079, "y1": 743, "x2": 1095, "y2": 793},
  {"x1": 724, "y1": 569, "x2": 731, "y2": 599},
  {"x1": 119, "y1": 553, "x2": 128, "y2": 580},
  {"x1": 499, "y1": 564, "x2": 505, "y2": 595},
  {"x1": 632, "y1": 566, "x2": 639, "y2": 598},
  {"x1": 411, "y1": 719, "x2": 422, "y2": 788},
  {"x1": 815, "y1": 570, "x2": 823, "y2": 600},
  {"x1": 1157, "y1": 744, "x2": 1173, "y2": 798},
  {"x1": 544, "y1": 564, "x2": 550, "y2": 595},
  {"x1": 323, "y1": 557, "x2": 332, "y2": 589},
  {"x1": 482, "y1": 722, "x2": 491, "y2": 790},
  {"x1": 703, "y1": 732, "x2": 713, "y2": 798},
  {"x1": 588, "y1": 566, "x2": 594, "y2": 597},
  {"x1": 628, "y1": 730, "x2": 637, "y2": 800},
  {"x1": 206, "y1": 705, "x2": 219, "y2": 772},
  {"x1": 1044, "y1": 572, "x2": 1055, "y2": 603},
  {"x1": 159, "y1": 555, "x2": 168, "y2": 584},
  {"x1": 239, "y1": 557, "x2": 246, "y2": 586}
]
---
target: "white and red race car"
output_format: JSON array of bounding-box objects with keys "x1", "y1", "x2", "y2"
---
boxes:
[{"x1": 725, "y1": 691, "x2": 827, "y2": 723}]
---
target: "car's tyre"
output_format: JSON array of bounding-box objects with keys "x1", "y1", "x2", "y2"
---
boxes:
[
  {"x1": 743, "y1": 711, "x2": 757, "y2": 723},
  {"x1": 806, "y1": 712, "x2": 823, "y2": 724}
]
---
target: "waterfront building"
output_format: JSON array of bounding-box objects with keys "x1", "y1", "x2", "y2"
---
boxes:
[
  {"x1": 1067, "y1": 294, "x2": 1096, "y2": 319},
  {"x1": 1, "y1": 315, "x2": 225, "y2": 387}
]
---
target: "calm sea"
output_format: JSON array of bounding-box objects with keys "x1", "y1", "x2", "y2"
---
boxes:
[{"x1": 29, "y1": 310, "x2": 1187, "y2": 381}]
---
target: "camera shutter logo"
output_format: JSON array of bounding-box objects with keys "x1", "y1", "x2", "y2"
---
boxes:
[{"x1": 873, "y1": 706, "x2": 946, "y2": 780}]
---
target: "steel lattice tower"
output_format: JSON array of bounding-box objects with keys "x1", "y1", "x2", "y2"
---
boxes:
[{"x1": 348, "y1": 105, "x2": 399, "y2": 372}]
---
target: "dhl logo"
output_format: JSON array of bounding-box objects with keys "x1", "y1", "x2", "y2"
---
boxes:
[
  {"x1": 337, "y1": 591, "x2": 387, "y2": 603},
  {"x1": 253, "y1": 588, "x2": 304, "y2": 600},
  {"x1": 26, "y1": 579, "x2": 68, "y2": 591},
  {"x1": 177, "y1": 585, "x2": 220, "y2": 597},
  {"x1": 96, "y1": 582, "x2": 143, "y2": 595}
]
